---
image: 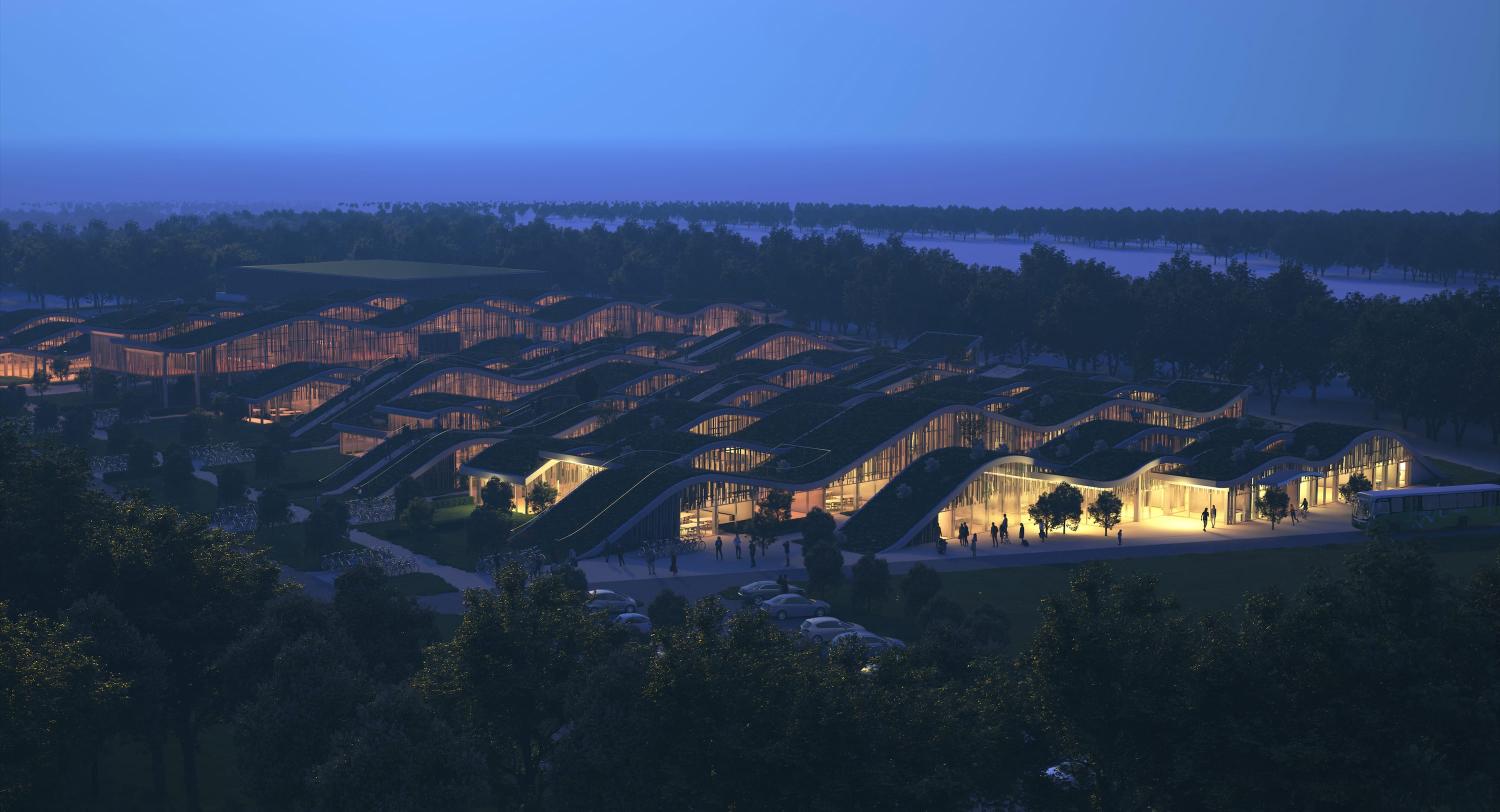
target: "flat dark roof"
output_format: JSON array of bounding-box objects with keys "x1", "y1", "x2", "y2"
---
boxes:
[{"x1": 238, "y1": 260, "x2": 543, "y2": 281}]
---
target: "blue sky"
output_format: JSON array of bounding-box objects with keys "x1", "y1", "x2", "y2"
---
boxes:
[{"x1": 2, "y1": 0, "x2": 1496, "y2": 148}]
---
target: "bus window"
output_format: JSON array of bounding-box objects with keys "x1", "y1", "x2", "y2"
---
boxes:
[{"x1": 1374, "y1": 500, "x2": 1390, "y2": 515}]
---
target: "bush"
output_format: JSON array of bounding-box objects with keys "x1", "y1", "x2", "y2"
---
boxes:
[
  {"x1": 182, "y1": 408, "x2": 215, "y2": 445},
  {"x1": 400, "y1": 496, "x2": 435, "y2": 538},
  {"x1": 32, "y1": 400, "x2": 59, "y2": 432},
  {"x1": 900, "y1": 564, "x2": 942, "y2": 615},
  {"x1": 258, "y1": 486, "x2": 292, "y2": 525},
  {"x1": 305, "y1": 499, "x2": 351, "y2": 554},
  {"x1": 255, "y1": 442, "x2": 286, "y2": 477},
  {"x1": 160, "y1": 443, "x2": 195, "y2": 490},
  {"x1": 126, "y1": 438, "x2": 156, "y2": 476},
  {"x1": 106, "y1": 421, "x2": 135, "y2": 453},
  {"x1": 465, "y1": 506, "x2": 508, "y2": 552},
  {"x1": 647, "y1": 589, "x2": 687, "y2": 629},
  {"x1": 394, "y1": 478, "x2": 424, "y2": 514},
  {"x1": 850, "y1": 554, "x2": 891, "y2": 611},
  {"x1": 804, "y1": 542, "x2": 844, "y2": 590},
  {"x1": 218, "y1": 466, "x2": 249, "y2": 505}
]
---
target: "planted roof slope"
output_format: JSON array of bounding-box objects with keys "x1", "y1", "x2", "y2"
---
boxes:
[
  {"x1": 154, "y1": 308, "x2": 304, "y2": 348},
  {"x1": 839, "y1": 447, "x2": 1004, "y2": 552},
  {"x1": 240, "y1": 260, "x2": 540, "y2": 280}
]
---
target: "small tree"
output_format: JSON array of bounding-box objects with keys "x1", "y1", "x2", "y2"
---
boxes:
[
  {"x1": 218, "y1": 466, "x2": 249, "y2": 505},
  {"x1": 1048, "y1": 483, "x2": 1085, "y2": 533},
  {"x1": 804, "y1": 542, "x2": 844, "y2": 591},
  {"x1": 30, "y1": 367, "x2": 50, "y2": 399},
  {"x1": 1027, "y1": 491, "x2": 1053, "y2": 535},
  {"x1": 126, "y1": 438, "x2": 156, "y2": 476},
  {"x1": 525, "y1": 480, "x2": 558, "y2": 513},
  {"x1": 258, "y1": 486, "x2": 292, "y2": 525},
  {"x1": 305, "y1": 500, "x2": 351, "y2": 554},
  {"x1": 160, "y1": 444, "x2": 195, "y2": 492},
  {"x1": 61, "y1": 406, "x2": 93, "y2": 444},
  {"x1": 106, "y1": 421, "x2": 135, "y2": 454},
  {"x1": 1338, "y1": 472, "x2": 1373, "y2": 504},
  {"x1": 254, "y1": 441, "x2": 285, "y2": 478},
  {"x1": 465, "y1": 505, "x2": 508, "y2": 552},
  {"x1": 850, "y1": 553, "x2": 891, "y2": 611},
  {"x1": 1256, "y1": 486, "x2": 1291, "y2": 529},
  {"x1": 49, "y1": 356, "x2": 71, "y2": 384},
  {"x1": 900, "y1": 563, "x2": 942, "y2": 615},
  {"x1": 32, "y1": 399, "x2": 59, "y2": 432},
  {"x1": 1087, "y1": 490, "x2": 1125, "y2": 536},
  {"x1": 400, "y1": 496, "x2": 435, "y2": 539},
  {"x1": 752, "y1": 489, "x2": 794, "y2": 553},
  {"x1": 647, "y1": 589, "x2": 687, "y2": 629},
  {"x1": 394, "y1": 477, "x2": 424, "y2": 514},
  {"x1": 480, "y1": 477, "x2": 514, "y2": 513},
  {"x1": 181, "y1": 409, "x2": 215, "y2": 446},
  {"x1": 801, "y1": 506, "x2": 836, "y2": 546}
]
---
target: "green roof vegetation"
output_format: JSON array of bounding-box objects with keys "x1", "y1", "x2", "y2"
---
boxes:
[
  {"x1": 230, "y1": 362, "x2": 342, "y2": 398},
  {"x1": 1033, "y1": 420, "x2": 1147, "y2": 464},
  {"x1": 527, "y1": 296, "x2": 612, "y2": 322},
  {"x1": 839, "y1": 447, "x2": 1003, "y2": 553},
  {"x1": 900, "y1": 374, "x2": 1000, "y2": 404},
  {"x1": 464, "y1": 435, "x2": 576, "y2": 477},
  {"x1": 1285, "y1": 422, "x2": 1373, "y2": 459},
  {"x1": 509, "y1": 457, "x2": 699, "y2": 557},
  {"x1": 901, "y1": 331, "x2": 981, "y2": 360},
  {"x1": 1162, "y1": 380, "x2": 1245, "y2": 412},
  {"x1": 0, "y1": 308, "x2": 47, "y2": 333},
  {"x1": 240, "y1": 260, "x2": 540, "y2": 280},
  {"x1": 729, "y1": 403, "x2": 844, "y2": 446},
  {"x1": 87, "y1": 307, "x2": 197, "y2": 331},
  {"x1": 2, "y1": 320, "x2": 79, "y2": 347},
  {"x1": 750, "y1": 396, "x2": 943, "y2": 483},
  {"x1": 154, "y1": 309, "x2": 301, "y2": 348},
  {"x1": 1000, "y1": 388, "x2": 1112, "y2": 426},
  {"x1": 754, "y1": 384, "x2": 859, "y2": 411},
  {"x1": 1058, "y1": 449, "x2": 1162, "y2": 482},
  {"x1": 362, "y1": 296, "x2": 475, "y2": 327}
]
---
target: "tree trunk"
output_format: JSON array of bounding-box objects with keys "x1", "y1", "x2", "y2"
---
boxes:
[
  {"x1": 176, "y1": 715, "x2": 202, "y2": 812},
  {"x1": 149, "y1": 736, "x2": 167, "y2": 807}
]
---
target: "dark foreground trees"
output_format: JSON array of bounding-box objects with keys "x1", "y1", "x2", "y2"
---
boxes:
[{"x1": 3, "y1": 429, "x2": 1496, "y2": 810}]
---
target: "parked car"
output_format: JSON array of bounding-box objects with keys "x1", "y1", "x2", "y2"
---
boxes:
[
  {"x1": 799, "y1": 617, "x2": 865, "y2": 644},
  {"x1": 585, "y1": 589, "x2": 637, "y2": 614},
  {"x1": 830, "y1": 630, "x2": 906, "y2": 652},
  {"x1": 613, "y1": 612, "x2": 652, "y2": 635},
  {"x1": 757, "y1": 593, "x2": 831, "y2": 620},
  {"x1": 737, "y1": 580, "x2": 805, "y2": 603}
]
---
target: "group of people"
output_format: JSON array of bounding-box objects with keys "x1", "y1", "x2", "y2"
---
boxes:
[
  {"x1": 947, "y1": 515, "x2": 1032, "y2": 555},
  {"x1": 709, "y1": 533, "x2": 792, "y2": 568}
]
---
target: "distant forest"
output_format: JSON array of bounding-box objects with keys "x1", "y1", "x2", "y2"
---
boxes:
[
  {"x1": 4, "y1": 200, "x2": 1496, "y2": 283},
  {"x1": 1, "y1": 206, "x2": 1497, "y2": 442}
]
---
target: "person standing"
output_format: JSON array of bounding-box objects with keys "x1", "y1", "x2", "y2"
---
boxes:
[
  {"x1": 714, "y1": 536, "x2": 723, "y2": 561},
  {"x1": 1201, "y1": 507, "x2": 1209, "y2": 531},
  {"x1": 1000, "y1": 514, "x2": 1009, "y2": 544},
  {"x1": 970, "y1": 533, "x2": 978, "y2": 557},
  {"x1": 1116, "y1": 528, "x2": 1123, "y2": 546},
  {"x1": 734, "y1": 533, "x2": 742, "y2": 559},
  {"x1": 616, "y1": 542, "x2": 625, "y2": 567},
  {"x1": 749, "y1": 540, "x2": 757, "y2": 568},
  {"x1": 1210, "y1": 504, "x2": 1217, "y2": 528},
  {"x1": 669, "y1": 549, "x2": 678, "y2": 576},
  {"x1": 1018, "y1": 523, "x2": 1026, "y2": 546},
  {"x1": 990, "y1": 522, "x2": 999, "y2": 548},
  {"x1": 783, "y1": 539, "x2": 791, "y2": 567},
  {"x1": 645, "y1": 546, "x2": 657, "y2": 575}
]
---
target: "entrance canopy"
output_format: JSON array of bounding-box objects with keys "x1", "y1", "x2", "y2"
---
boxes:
[{"x1": 1259, "y1": 469, "x2": 1321, "y2": 488}]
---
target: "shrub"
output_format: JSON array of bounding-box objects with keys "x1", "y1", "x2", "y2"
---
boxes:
[
  {"x1": 850, "y1": 554, "x2": 891, "y2": 611},
  {"x1": 900, "y1": 563, "x2": 941, "y2": 615},
  {"x1": 804, "y1": 542, "x2": 844, "y2": 590},
  {"x1": 647, "y1": 589, "x2": 687, "y2": 629}
]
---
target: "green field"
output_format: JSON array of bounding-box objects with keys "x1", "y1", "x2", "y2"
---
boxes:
[
  {"x1": 211, "y1": 445, "x2": 347, "y2": 496},
  {"x1": 251, "y1": 522, "x2": 359, "y2": 571},
  {"x1": 363, "y1": 504, "x2": 525, "y2": 570},
  {"x1": 812, "y1": 534, "x2": 1500, "y2": 647},
  {"x1": 1426, "y1": 455, "x2": 1500, "y2": 484}
]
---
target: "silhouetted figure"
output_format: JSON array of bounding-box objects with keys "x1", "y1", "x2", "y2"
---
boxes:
[
  {"x1": 1018, "y1": 523, "x2": 1026, "y2": 546},
  {"x1": 990, "y1": 522, "x2": 999, "y2": 548},
  {"x1": 734, "y1": 534, "x2": 742, "y2": 559},
  {"x1": 669, "y1": 549, "x2": 678, "y2": 576},
  {"x1": 715, "y1": 536, "x2": 723, "y2": 561},
  {"x1": 1210, "y1": 504, "x2": 1217, "y2": 528},
  {"x1": 1000, "y1": 514, "x2": 1009, "y2": 543},
  {"x1": 1201, "y1": 508, "x2": 1209, "y2": 531},
  {"x1": 1117, "y1": 528, "x2": 1123, "y2": 546}
]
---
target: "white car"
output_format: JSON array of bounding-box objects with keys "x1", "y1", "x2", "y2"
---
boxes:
[
  {"x1": 737, "y1": 580, "x2": 805, "y2": 603},
  {"x1": 757, "y1": 593, "x2": 831, "y2": 620},
  {"x1": 799, "y1": 617, "x2": 864, "y2": 644},
  {"x1": 830, "y1": 630, "x2": 906, "y2": 652},
  {"x1": 613, "y1": 612, "x2": 652, "y2": 635},
  {"x1": 585, "y1": 589, "x2": 636, "y2": 614}
]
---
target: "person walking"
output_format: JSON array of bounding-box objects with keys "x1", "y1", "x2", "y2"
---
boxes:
[
  {"x1": 1000, "y1": 514, "x2": 1009, "y2": 544},
  {"x1": 990, "y1": 522, "x2": 999, "y2": 548},
  {"x1": 970, "y1": 533, "x2": 978, "y2": 557},
  {"x1": 783, "y1": 539, "x2": 791, "y2": 567},
  {"x1": 734, "y1": 533, "x2": 742, "y2": 559},
  {"x1": 715, "y1": 536, "x2": 723, "y2": 561},
  {"x1": 615, "y1": 542, "x2": 625, "y2": 567},
  {"x1": 1116, "y1": 528, "x2": 1123, "y2": 546},
  {"x1": 1201, "y1": 507, "x2": 1209, "y2": 531},
  {"x1": 645, "y1": 546, "x2": 657, "y2": 575},
  {"x1": 669, "y1": 549, "x2": 678, "y2": 576},
  {"x1": 749, "y1": 540, "x2": 757, "y2": 568},
  {"x1": 1018, "y1": 523, "x2": 1026, "y2": 546},
  {"x1": 1210, "y1": 504, "x2": 1217, "y2": 528}
]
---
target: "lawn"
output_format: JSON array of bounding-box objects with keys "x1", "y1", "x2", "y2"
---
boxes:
[
  {"x1": 811, "y1": 533, "x2": 1500, "y2": 649},
  {"x1": 1426, "y1": 455, "x2": 1500, "y2": 484},
  {"x1": 251, "y1": 521, "x2": 359, "y2": 571},
  {"x1": 211, "y1": 445, "x2": 347, "y2": 496},
  {"x1": 388, "y1": 571, "x2": 459, "y2": 597},
  {"x1": 118, "y1": 475, "x2": 221, "y2": 517},
  {"x1": 362, "y1": 504, "x2": 526, "y2": 570}
]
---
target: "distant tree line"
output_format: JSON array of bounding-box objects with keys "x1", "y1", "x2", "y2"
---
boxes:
[
  {"x1": 7, "y1": 200, "x2": 1496, "y2": 283},
  {"x1": 1, "y1": 208, "x2": 1496, "y2": 441}
]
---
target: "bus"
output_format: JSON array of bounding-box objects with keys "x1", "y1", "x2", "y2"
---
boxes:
[{"x1": 1351, "y1": 484, "x2": 1500, "y2": 532}]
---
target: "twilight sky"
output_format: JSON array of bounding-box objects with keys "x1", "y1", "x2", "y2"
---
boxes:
[{"x1": 1, "y1": 0, "x2": 1497, "y2": 209}]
